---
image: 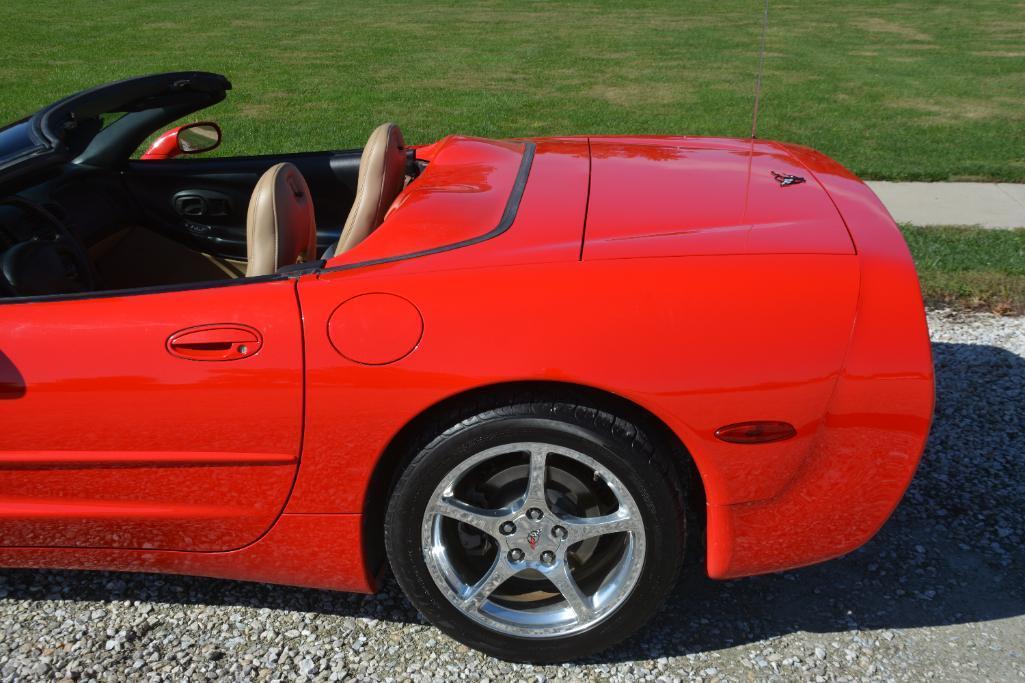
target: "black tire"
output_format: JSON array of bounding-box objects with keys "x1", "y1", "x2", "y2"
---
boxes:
[{"x1": 384, "y1": 400, "x2": 686, "y2": 662}]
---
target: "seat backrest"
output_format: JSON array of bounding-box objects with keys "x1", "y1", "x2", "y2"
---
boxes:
[
  {"x1": 333, "y1": 122, "x2": 407, "y2": 255},
  {"x1": 245, "y1": 162, "x2": 316, "y2": 277}
]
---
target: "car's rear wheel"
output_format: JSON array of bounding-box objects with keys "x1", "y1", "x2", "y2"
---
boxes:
[{"x1": 384, "y1": 400, "x2": 685, "y2": 662}]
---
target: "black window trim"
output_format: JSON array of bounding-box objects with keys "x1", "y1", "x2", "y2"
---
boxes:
[{"x1": 0, "y1": 271, "x2": 289, "y2": 306}]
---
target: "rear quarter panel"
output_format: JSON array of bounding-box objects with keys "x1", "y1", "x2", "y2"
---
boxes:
[
  {"x1": 292, "y1": 137, "x2": 930, "y2": 585},
  {"x1": 292, "y1": 253, "x2": 860, "y2": 519}
]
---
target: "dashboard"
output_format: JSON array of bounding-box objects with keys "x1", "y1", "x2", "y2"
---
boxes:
[{"x1": 0, "y1": 171, "x2": 136, "y2": 299}]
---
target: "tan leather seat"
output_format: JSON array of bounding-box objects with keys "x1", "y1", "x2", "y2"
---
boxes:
[
  {"x1": 245, "y1": 162, "x2": 317, "y2": 277},
  {"x1": 333, "y1": 122, "x2": 407, "y2": 255}
]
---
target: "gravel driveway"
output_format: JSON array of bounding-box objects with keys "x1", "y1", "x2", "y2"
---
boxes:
[{"x1": 2, "y1": 310, "x2": 1023, "y2": 682}]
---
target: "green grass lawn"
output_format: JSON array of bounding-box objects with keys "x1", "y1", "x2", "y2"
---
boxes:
[
  {"x1": 1, "y1": 1, "x2": 1022, "y2": 181},
  {"x1": 902, "y1": 226, "x2": 1025, "y2": 314}
]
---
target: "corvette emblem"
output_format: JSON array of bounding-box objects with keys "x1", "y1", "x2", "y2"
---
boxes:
[
  {"x1": 771, "y1": 171, "x2": 806, "y2": 187},
  {"x1": 527, "y1": 528, "x2": 542, "y2": 549}
]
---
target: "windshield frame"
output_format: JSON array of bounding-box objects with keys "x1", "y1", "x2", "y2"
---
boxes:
[
  {"x1": 0, "y1": 118, "x2": 48, "y2": 169},
  {"x1": 0, "y1": 72, "x2": 230, "y2": 193}
]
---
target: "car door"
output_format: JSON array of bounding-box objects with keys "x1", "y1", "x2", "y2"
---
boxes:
[{"x1": 0, "y1": 277, "x2": 303, "y2": 551}]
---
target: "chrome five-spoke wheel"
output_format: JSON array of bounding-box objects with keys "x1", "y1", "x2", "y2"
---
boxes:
[
  {"x1": 385, "y1": 400, "x2": 685, "y2": 662},
  {"x1": 422, "y1": 442, "x2": 646, "y2": 637}
]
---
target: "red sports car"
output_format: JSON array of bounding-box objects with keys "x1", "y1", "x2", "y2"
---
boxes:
[{"x1": 0, "y1": 73, "x2": 933, "y2": 661}]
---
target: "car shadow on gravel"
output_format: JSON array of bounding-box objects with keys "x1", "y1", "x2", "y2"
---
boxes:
[
  {"x1": 0, "y1": 568, "x2": 424, "y2": 625},
  {"x1": 1, "y1": 342, "x2": 1022, "y2": 662}
]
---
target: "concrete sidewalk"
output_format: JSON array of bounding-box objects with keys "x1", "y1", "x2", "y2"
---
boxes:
[{"x1": 866, "y1": 181, "x2": 1025, "y2": 229}]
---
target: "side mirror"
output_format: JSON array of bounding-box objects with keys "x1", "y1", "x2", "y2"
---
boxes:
[
  {"x1": 177, "y1": 122, "x2": 221, "y2": 154},
  {"x1": 140, "y1": 121, "x2": 222, "y2": 160}
]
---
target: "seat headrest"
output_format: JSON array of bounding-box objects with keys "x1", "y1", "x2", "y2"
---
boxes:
[
  {"x1": 334, "y1": 122, "x2": 407, "y2": 255},
  {"x1": 245, "y1": 162, "x2": 317, "y2": 277}
]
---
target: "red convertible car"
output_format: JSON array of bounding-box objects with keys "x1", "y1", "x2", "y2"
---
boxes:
[{"x1": 0, "y1": 73, "x2": 933, "y2": 661}]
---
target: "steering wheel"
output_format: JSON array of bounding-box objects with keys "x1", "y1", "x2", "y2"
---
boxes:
[{"x1": 0, "y1": 198, "x2": 97, "y2": 296}]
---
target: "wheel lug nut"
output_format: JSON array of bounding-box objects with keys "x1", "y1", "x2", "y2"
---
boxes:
[
  {"x1": 527, "y1": 507, "x2": 544, "y2": 520},
  {"x1": 508, "y1": 548, "x2": 524, "y2": 562},
  {"x1": 499, "y1": 521, "x2": 516, "y2": 535},
  {"x1": 540, "y1": 550, "x2": 555, "y2": 565},
  {"x1": 552, "y1": 525, "x2": 567, "y2": 540}
]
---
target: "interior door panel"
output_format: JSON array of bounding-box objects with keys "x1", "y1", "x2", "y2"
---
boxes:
[
  {"x1": 123, "y1": 150, "x2": 362, "y2": 259},
  {"x1": 0, "y1": 277, "x2": 304, "y2": 551}
]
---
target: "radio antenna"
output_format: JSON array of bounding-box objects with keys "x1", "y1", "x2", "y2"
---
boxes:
[{"x1": 750, "y1": 0, "x2": 770, "y2": 139}]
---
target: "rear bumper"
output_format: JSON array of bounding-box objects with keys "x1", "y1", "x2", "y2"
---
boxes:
[{"x1": 707, "y1": 146, "x2": 934, "y2": 579}]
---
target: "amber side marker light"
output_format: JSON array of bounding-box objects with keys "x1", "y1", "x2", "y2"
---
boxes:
[{"x1": 715, "y1": 421, "x2": 797, "y2": 444}]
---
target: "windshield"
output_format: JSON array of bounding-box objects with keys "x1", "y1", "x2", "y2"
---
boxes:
[{"x1": 0, "y1": 119, "x2": 44, "y2": 166}]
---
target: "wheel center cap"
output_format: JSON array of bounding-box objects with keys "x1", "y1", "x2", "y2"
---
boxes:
[
  {"x1": 505, "y1": 511, "x2": 562, "y2": 557},
  {"x1": 526, "y1": 527, "x2": 543, "y2": 549}
]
